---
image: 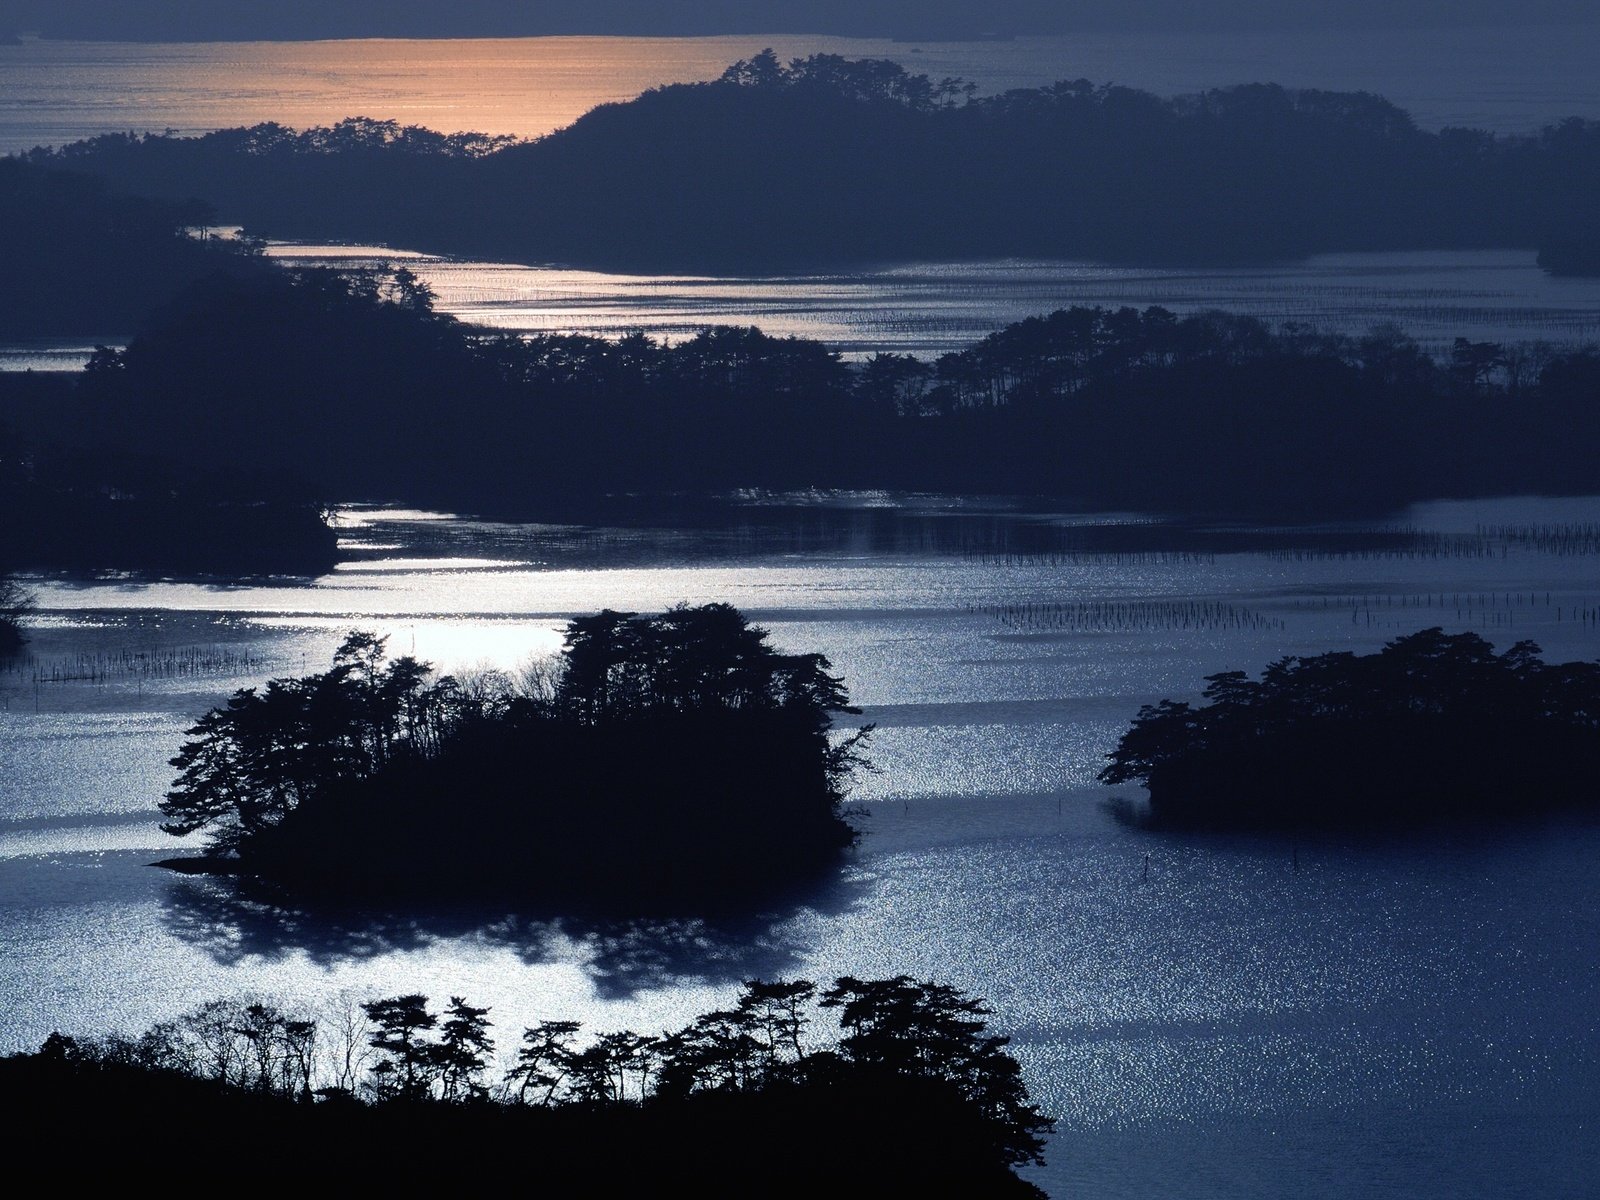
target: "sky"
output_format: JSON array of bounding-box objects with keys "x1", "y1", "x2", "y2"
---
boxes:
[{"x1": 7, "y1": 1, "x2": 1599, "y2": 41}]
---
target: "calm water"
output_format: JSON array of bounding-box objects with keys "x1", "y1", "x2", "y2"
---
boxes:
[
  {"x1": 11, "y1": 245, "x2": 1600, "y2": 373},
  {"x1": 3, "y1": 25, "x2": 1599, "y2": 157},
  {"x1": 272, "y1": 244, "x2": 1600, "y2": 359},
  {"x1": 2, "y1": 495, "x2": 1598, "y2": 1197}
]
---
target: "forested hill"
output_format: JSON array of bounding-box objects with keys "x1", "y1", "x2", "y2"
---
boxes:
[
  {"x1": 0, "y1": 158, "x2": 269, "y2": 336},
  {"x1": 23, "y1": 53, "x2": 1600, "y2": 270}
]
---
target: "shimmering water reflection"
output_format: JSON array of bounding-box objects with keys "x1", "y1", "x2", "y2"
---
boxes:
[
  {"x1": 2, "y1": 495, "x2": 1598, "y2": 1198},
  {"x1": 268, "y1": 245, "x2": 1600, "y2": 360}
]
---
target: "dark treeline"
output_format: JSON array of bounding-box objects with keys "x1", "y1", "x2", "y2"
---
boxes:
[
  {"x1": 28, "y1": 259, "x2": 1600, "y2": 516},
  {"x1": 159, "y1": 605, "x2": 870, "y2": 907},
  {"x1": 22, "y1": 53, "x2": 1600, "y2": 270},
  {"x1": 0, "y1": 396, "x2": 336, "y2": 576},
  {"x1": 1100, "y1": 628, "x2": 1600, "y2": 828},
  {"x1": 0, "y1": 160, "x2": 335, "y2": 575},
  {"x1": 4, "y1": 976, "x2": 1051, "y2": 1193},
  {"x1": 0, "y1": 157, "x2": 270, "y2": 336},
  {"x1": 0, "y1": 570, "x2": 29, "y2": 654}
]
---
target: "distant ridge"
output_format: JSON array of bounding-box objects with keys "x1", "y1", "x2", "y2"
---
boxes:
[{"x1": 25, "y1": 59, "x2": 1600, "y2": 273}]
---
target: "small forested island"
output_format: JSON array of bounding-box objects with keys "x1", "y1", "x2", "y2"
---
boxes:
[
  {"x1": 1099, "y1": 628, "x2": 1600, "y2": 829},
  {"x1": 1, "y1": 976, "x2": 1052, "y2": 1193},
  {"x1": 158, "y1": 604, "x2": 871, "y2": 907}
]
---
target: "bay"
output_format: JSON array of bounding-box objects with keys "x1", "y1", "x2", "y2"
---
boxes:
[
  {"x1": 2, "y1": 495, "x2": 1598, "y2": 1197},
  {"x1": 9, "y1": 24, "x2": 1600, "y2": 1195}
]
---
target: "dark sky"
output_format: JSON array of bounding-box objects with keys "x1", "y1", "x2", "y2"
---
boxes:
[{"x1": 8, "y1": 1, "x2": 1599, "y2": 41}]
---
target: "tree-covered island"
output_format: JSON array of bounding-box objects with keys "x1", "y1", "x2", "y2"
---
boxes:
[
  {"x1": 1099, "y1": 628, "x2": 1600, "y2": 829},
  {"x1": 157, "y1": 603, "x2": 871, "y2": 907}
]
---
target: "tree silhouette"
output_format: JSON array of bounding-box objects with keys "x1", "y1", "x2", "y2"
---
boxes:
[
  {"x1": 738, "y1": 979, "x2": 816, "y2": 1070},
  {"x1": 42, "y1": 248, "x2": 1600, "y2": 520},
  {"x1": 362, "y1": 994, "x2": 439, "y2": 1102},
  {"x1": 654, "y1": 1005, "x2": 762, "y2": 1098},
  {"x1": 566, "y1": 1031, "x2": 660, "y2": 1105},
  {"x1": 555, "y1": 602, "x2": 858, "y2": 725},
  {"x1": 435, "y1": 997, "x2": 495, "y2": 1103},
  {"x1": 30, "y1": 61, "x2": 1600, "y2": 275},
  {"x1": 1450, "y1": 337, "x2": 1507, "y2": 388},
  {"x1": 821, "y1": 975, "x2": 1053, "y2": 1169},
  {"x1": 14, "y1": 976, "x2": 1055, "y2": 1192},
  {"x1": 160, "y1": 631, "x2": 461, "y2": 856},
  {"x1": 505, "y1": 1020, "x2": 582, "y2": 1106},
  {"x1": 654, "y1": 978, "x2": 820, "y2": 1098},
  {"x1": 0, "y1": 570, "x2": 31, "y2": 655}
]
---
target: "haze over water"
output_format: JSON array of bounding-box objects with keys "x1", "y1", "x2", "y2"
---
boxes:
[{"x1": 269, "y1": 244, "x2": 1600, "y2": 360}]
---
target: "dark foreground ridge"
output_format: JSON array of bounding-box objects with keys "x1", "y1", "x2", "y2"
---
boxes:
[
  {"x1": 3, "y1": 977, "x2": 1051, "y2": 1193},
  {"x1": 25, "y1": 53, "x2": 1600, "y2": 271},
  {"x1": 1100, "y1": 628, "x2": 1600, "y2": 829},
  {"x1": 157, "y1": 604, "x2": 871, "y2": 909}
]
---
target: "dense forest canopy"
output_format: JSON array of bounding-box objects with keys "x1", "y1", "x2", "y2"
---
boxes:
[
  {"x1": 1100, "y1": 628, "x2": 1600, "y2": 828},
  {"x1": 159, "y1": 607, "x2": 870, "y2": 905},
  {"x1": 22, "y1": 55, "x2": 1600, "y2": 270}
]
